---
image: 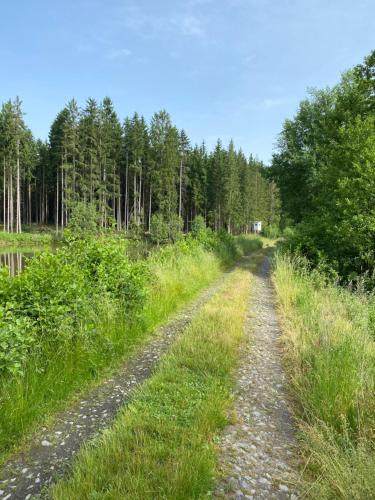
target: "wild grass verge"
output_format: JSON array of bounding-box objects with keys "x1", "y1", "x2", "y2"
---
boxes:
[
  {"x1": 0, "y1": 234, "x2": 262, "y2": 461},
  {"x1": 0, "y1": 230, "x2": 52, "y2": 246},
  {"x1": 272, "y1": 252, "x2": 375, "y2": 499},
  {"x1": 52, "y1": 251, "x2": 264, "y2": 499}
]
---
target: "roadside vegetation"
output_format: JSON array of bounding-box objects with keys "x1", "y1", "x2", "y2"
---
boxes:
[
  {"x1": 269, "y1": 51, "x2": 375, "y2": 498},
  {"x1": 52, "y1": 250, "x2": 265, "y2": 499},
  {"x1": 273, "y1": 252, "x2": 375, "y2": 498},
  {"x1": 271, "y1": 50, "x2": 374, "y2": 286},
  {"x1": 0, "y1": 216, "x2": 262, "y2": 459}
]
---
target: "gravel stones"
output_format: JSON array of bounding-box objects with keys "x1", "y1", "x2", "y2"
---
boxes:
[{"x1": 214, "y1": 256, "x2": 301, "y2": 499}]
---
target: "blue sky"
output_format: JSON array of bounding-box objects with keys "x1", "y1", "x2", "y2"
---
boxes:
[{"x1": 1, "y1": 0, "x2": 373, "y2": 162}]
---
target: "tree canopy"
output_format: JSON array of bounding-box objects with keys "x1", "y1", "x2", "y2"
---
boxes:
[
  {"x1": 0, "y1": 99, "x2": 279, "y2": 235},
  {"x1": 270, "y1": 50, "x2": 375, "y2": 281}
]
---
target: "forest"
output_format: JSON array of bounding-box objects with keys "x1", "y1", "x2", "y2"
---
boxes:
[{"x1": 0, "y1": 98, "x2": 279, "y2": 237}]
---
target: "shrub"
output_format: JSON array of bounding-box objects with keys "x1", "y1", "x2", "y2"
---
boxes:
[
  {"x1": 150, "y1": 213, "x2": 169, "y2": 245},
  {"x1": 0, "y1": 308, "x2": 34, "y2": 376},
  {"x1": 126, "y1": 217, "x2": 144, "y2": 241},
  {"x1": 262, "y1": 223, "x2": 279, "y2": 239},
  {"x1": 11, "y1": 251, "x2": 88, "y2": 335},
  {"x1": 191, "y1": 215, "x2": 206, "y2": 237},
  {"x1": 66, "y1": 202, "x2": 98, "y2": 239},
  {"x1": 168, "y1": 214, "x2": 184, "y2": 243}
]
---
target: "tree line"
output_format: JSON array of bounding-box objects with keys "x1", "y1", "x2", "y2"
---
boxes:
[
  {"x1": 0, "y1": 98, "x2": 279, "y2": 235},
  {"x1": 270, "y1": 50, "x2": 375, "y2": 282}
]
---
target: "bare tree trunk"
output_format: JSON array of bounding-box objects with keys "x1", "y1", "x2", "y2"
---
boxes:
[
  {"x1": 124, "y1": 153, "x2": 129, "y2": 230},
  {"x1": 61, "y1": 165, "x2": 64, "y2": 228},
  {"x1": 16, "y1": 139, "x2": 21, "y2": 233},
  {"x1": 179, "y1": 159, "x2": 183, "y2": 218},
  {"x1": 3, "y1": 159, "x2": 6, "y2": 231},
  {"x1": 117, "y1": 187, "x2": 121, "y2": 230},
  {"x1": 133, "y1": 173, "x2": 137, "y2": 225},
  {"x1": 103, "y1": 167, "x2": 107, "y2": 228},
  {"x1": 7, "y1": 174, "x2": 10, "y2": 233},
  {"x1": 28, "y1": 182, "x2": 32, "y2": 225},
  {"x1": 148, "y1": 184, "x2": 152, "y2": 231},
  {"x1": 138, "y1": 167, "x2": 142, "y2": 224},
  {"x1": 9, "y1": 171, "x2": 13, "y2": 233},
  {"x1": 56, "y1": 169, "x2": 59, "y2": 232},
  {"x1": 65, "y1": 166, "x2": 68, "y2": 226}
]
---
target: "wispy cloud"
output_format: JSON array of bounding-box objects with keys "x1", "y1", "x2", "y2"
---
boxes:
[
  {"x1": 262, "y1": 98, "x2": 285, "y2": 109},
  {"x1": 107, "y1": 48, "x2": 132, "y2": 59},
  {"x1": 186, "y1": 0, "x2": 213, "y2": 7},
  {"x1": 120, "y1": 6, "x2": 207, "y2": 40},
  {"x1": 243, "y1": 96, "x2": 296, "y2": 111},
  {"x1": 173, "y1": 15, "x2": 206, "y2": 37}
]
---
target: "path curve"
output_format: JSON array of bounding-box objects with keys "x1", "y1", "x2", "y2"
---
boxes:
[
  {"x1": 214, "y1": 256, "x2": 301, "y2": 499},
  {"x1": 0, "y1": 264, "x2": 236, "y2": 500}
]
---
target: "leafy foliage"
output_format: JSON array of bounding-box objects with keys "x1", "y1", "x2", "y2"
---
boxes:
[
  {"x1": 271, "y1": 51, "x2": 375, "y2": 284},
  {"x1": 0, "y1": 232, "x2": 262, "y2": 454},
  {"x1": 66, "y1": 202, "x2": 98, "y2": 239}
]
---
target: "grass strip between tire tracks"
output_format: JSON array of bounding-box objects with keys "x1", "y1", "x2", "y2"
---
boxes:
[{"x1": 52, "y1": 251, "x2": 266, "y2": 499}]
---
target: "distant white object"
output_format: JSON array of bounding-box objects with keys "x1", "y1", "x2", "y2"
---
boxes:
[{"x1": 251, "y1": 221, "x2": 262, "y2": 233}]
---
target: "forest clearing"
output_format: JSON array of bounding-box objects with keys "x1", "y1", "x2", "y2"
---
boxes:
[{"x1": 0, "y1": 0, "x2": 374, "y2": 496}]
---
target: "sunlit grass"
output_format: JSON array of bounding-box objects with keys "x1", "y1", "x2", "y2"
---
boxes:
[
  {"x1": 0, "y1": 230, "x2": 52, "y2": 246},
  {"x1": 0, "y1": 235, "x2": 262, "y2": 461},
  {"x1": 273, "y1": 252, "x2": 375, "y2": 499},
  {"x1": 52, "y1": 252, "x2": 265, "y2": 499}
]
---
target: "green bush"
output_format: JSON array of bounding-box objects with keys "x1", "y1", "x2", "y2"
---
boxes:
[
  {"x1": 150, "y1": 213, "x2": 169, "y2": 245},
  {"x1": 262, "y1": 223, "x2": 279, "y2": 239},
  {"x1": 168, "y1": 214, "x2": 184, "y2": 243},
  {"x1": 0, "y1": 238, "x2": 148, "y2": 375},
  {"x1": 0, "y1": 231, "x2": 262, "y2": 454},
  {"x1": 191, "y1": 215, "x2": 206, "y2": 237},
  {"x1": 0, "y1": 308, "x2": 34, "y2": 376},
  {"x1": 66, "y1": 202, "x2": 98, "y2": 239}
]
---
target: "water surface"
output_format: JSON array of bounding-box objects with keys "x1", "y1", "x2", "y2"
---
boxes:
[{"x1": 0, "y1": 247, "x2": 48, "y2": 276}]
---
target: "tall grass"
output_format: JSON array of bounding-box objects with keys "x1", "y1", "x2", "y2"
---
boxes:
[
  {"x1": 273, "y1": 253, "x2": 375, "y2": 499},
  {"x1": 52, "y1": 252, "x2": 263, "y2": 499},
  {"x1": 0, "y1": 235, "x2": 262, "y2": 461}
]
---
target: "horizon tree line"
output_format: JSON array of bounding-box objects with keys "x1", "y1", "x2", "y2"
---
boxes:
[{"x1": 0, "y1": 97, "x2": 280, "y2": 234}]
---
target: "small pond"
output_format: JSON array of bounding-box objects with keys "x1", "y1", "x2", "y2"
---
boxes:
[{"x1": 0, "y1": 247, "x2": 50, "y2": 276}]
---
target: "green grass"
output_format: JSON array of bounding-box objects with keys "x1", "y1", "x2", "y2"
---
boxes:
[
  {"x1": 272, "y1": 252, "x2": 375, "y2": 499},
  {"x1": 0, "y1": 230, "x2": 52, "y2": 246},
  {"x1": 0, "y1": 235, "x2": 262, "y2": 462},
  {"x1": 52, "y1": 251, "x2": 265, "y2": 499}
]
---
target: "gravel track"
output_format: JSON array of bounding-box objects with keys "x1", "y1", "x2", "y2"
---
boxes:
[{"x1": 214, "y1": 256, "x2": 301, "y2": 499}]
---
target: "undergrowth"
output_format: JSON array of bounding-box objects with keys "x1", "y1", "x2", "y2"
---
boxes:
[{"x1": 0, "y1": 231, "x2": 262, "y2": 459}]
